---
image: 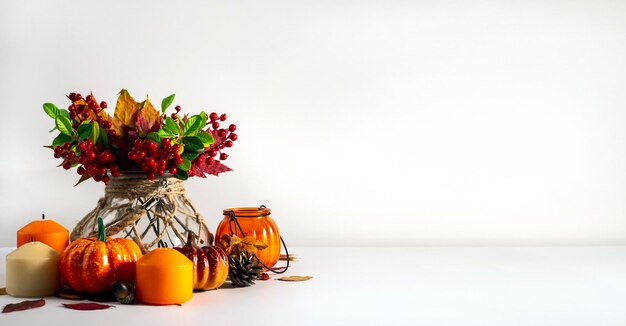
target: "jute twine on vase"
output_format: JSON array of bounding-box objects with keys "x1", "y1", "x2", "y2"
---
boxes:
[{"x1": 71, "y1": 173, "x2": 213, "y2": 253}]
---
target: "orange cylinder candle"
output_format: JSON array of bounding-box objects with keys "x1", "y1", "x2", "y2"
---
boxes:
[
  {"x1": 136, "y1": 248, "x2": 193, "y2": 305},
  {"x1": 215, "y1": 207, "x2": 281, "y2": 268},
  {"x1": 17, "y1": 214, "x2": 69, "y2": 254}
]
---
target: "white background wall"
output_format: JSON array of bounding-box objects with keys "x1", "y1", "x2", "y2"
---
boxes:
[{"x1": 1, "y1": 0, "x2": 625, "y2": 247}]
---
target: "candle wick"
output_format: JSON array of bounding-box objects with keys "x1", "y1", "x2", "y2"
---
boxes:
[{"x1": 42, "y1": 214, "x2": 45, "y2": 220}]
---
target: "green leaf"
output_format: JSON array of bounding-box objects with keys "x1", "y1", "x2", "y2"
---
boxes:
[
  {"x1": 59, "y1": 109, "x2": 70, "y2": 119},
  {"x1": 147, "y1": 132, "x2": 161, "y2": 145},
  {"x1": 52, "y1": 133, "x2": 73, "y2": 147},
  {"x1": 182, "y1": 115, "x2": 205, "y2": 136},
  {"x1": 181, "y1": 151, "x2": 200, "y2": 161},
  {"x1": 177, "y1": 158, "x2": 191, "y2": 171},
  {"x1": 43, "y1": 103, "x2": 60, "y2": 119},
  {"x1": 55, "y1": 115, "x2": 73, "y2": 136},
  {"x1": 77, "y1": 123, "x2": 92, "y2": 139},
  {"x1": 196, "y1": 132, "x2": 214, "y2": 147},
  {"x1": 158, "y1": 128, "x2": 174, "y2": 138},
  {"x1": 161, "y1": 94, "x2": 175, "y2": 113},
  {"x1": 182, "y1": 136, "x2": 204, "y2": 152},
  {"x1": 164, "y1": 117, "x2": 180, "y2": 134},
  {"x1": 97, "y1": 127, "x2": 108, "y2": 147},
  {"x1": 174, "y1": 168, "x2": 188, "y2": 180},
  {"x1": 90, "y1": 122, "x2": 100, "y2": 144}
]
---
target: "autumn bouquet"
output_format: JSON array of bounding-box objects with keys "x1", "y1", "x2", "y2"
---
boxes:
[{"x1": 43, "y1": 89, "x2": 238, "y2": 184}]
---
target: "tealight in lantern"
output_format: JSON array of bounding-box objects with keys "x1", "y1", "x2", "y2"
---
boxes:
[{"x1": 17, "y1": 214, "x2": 69, "y2": 254}]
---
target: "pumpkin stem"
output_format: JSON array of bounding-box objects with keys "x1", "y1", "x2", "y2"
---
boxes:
[
  {"x1": 97, "y1": 217, "x2": 106, "y2": 242},
  {"x1": 186, "y1": 232, "x2": 197, "y2": 247}
]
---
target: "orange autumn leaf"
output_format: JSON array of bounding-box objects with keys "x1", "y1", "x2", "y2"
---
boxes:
[
  {"x1": 136, "y1": 97, "x2": 161, "y2": 137},
  {"x1": 113, "y1": 89, "x2": 141, "y2": 131}
]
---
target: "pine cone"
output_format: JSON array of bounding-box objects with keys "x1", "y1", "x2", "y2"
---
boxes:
[{"x1": 229, "y1": 251, "x2": 262, "y2": 287}]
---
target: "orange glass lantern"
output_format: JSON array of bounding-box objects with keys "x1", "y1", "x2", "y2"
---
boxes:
[
  {"x1": 215, "y1": 206, "x2": 281, "y2": 268},
  {"x1": 17, "y1": 214, "x2": 69, "y2": 254}
]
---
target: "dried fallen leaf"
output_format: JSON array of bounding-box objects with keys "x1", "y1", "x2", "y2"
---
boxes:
[
  {"x1": 62, "y1": 303, "x2": 115, "y2": 311},
  {"x1": 277, "y1": 276, "x2": 313, "y2": 282},
  {"x1": 2, "y1": 299, "x2": 46, "y2": 313},
  {"x1": 279, "y1": 254, "x2": 298, "y2": 261},
  {"x1": 56, "y1": 291, "x2": 85, "y2": 300},
  {"x1": 0, "y1": 288, "x2": 7, "y2": 295}
]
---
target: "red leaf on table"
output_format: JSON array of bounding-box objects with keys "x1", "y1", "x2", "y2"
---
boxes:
[
  {"x1": 62, "y1": 303, "x2": 115, "y2": 310},
  {"x1": 2, "y1": 299, "x2": 46, "y2": 313}
]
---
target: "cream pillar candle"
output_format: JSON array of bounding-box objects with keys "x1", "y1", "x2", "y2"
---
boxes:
[{"x1": 6, "y1": 241, "x2": 60, "y2": 297}]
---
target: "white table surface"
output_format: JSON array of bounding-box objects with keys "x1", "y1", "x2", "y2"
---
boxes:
[{"x1": 2, "y1": 246, "x2": 626, "y2": 325}]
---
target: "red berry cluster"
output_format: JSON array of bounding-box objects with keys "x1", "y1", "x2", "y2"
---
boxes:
[
  {"x1": 55, "y1": 139, "x2": 117, "y2": 184},
  {"x1": 186, "y1": 112, "x2": 237, "y2": 177},
  {"x1": 53, "y1": 142, "x2": 77, "y2": 167},
  {"x1": 67, "y1": 92, "x2": 116, "y2": 139},
  {"x1": 207, "y1": 111, "x2": 237, "y2": 161},
  {"x1": 171, "y1": 105, "x2": 182, "y2": 119},
  {"x1": 127, "y1": 139, "x2": 181, "y2": 180}
]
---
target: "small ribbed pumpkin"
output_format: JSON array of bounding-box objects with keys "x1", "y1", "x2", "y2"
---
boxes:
[
  {"x1": 174, "y1": 233, "x2": 228, "y2": 290},
  {"x1": 59, "y1": 218, "x2": 142, "y2": 294}
]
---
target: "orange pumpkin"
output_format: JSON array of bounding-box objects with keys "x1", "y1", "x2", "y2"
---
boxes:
[{"x1": 60, "y1": 218, "x2": 142, "y2": 294}]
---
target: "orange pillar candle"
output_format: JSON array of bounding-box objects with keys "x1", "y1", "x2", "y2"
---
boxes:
[
  {"x1": 136, "y1": 248, "x2": 193, "y2": 305},
  {"x1": 17, "y1": 214, "x2": 69, "y2": 254}
]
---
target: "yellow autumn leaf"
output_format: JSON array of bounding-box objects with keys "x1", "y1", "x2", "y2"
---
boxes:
[
  {"x1": 220, "y1": 234, "x2": 268, "y2": 255},
  {"x1": 240, "y1": 236, "x2": 268, "y2": 254},
  {"x1": 113, "y1": 89, "x2": 141, "y2": 130}
]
